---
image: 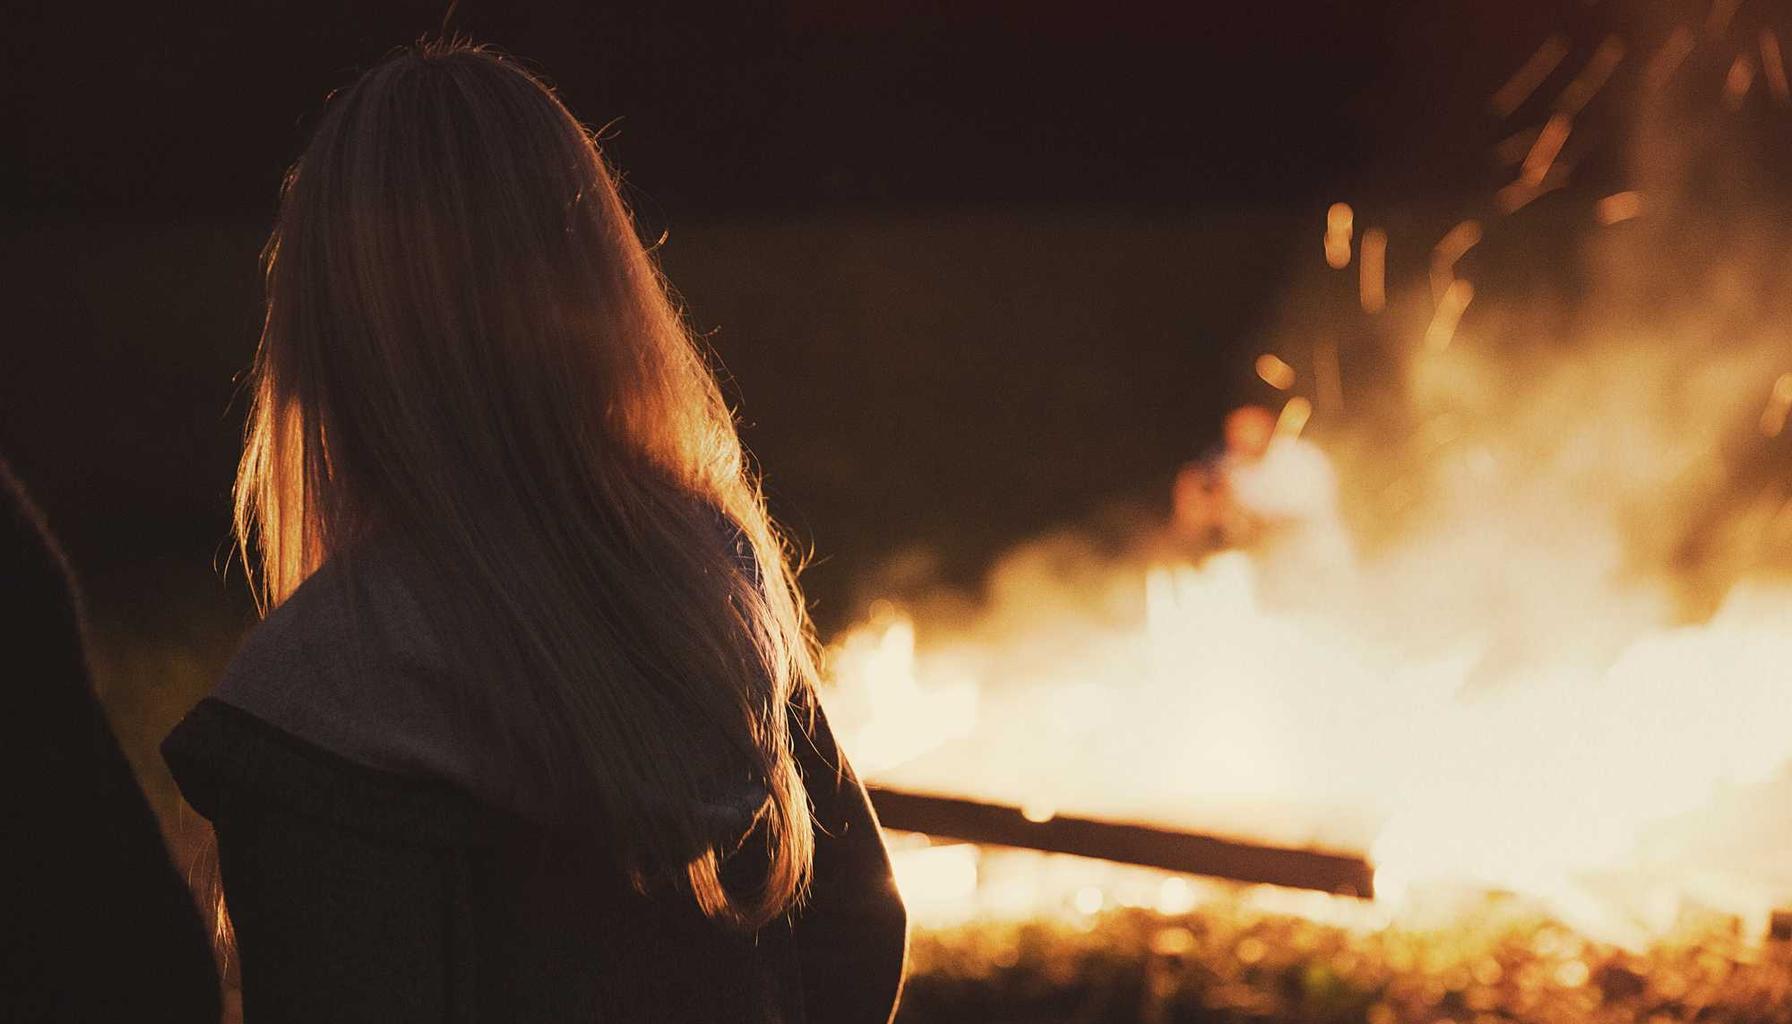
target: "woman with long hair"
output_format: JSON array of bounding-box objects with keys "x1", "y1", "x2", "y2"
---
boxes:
[{"x1": 162, "y1": 41, "x2": 905, "y2": 1022}]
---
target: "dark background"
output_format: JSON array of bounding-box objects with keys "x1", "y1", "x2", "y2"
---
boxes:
[{"x1": 0, "y1": 0, "x2": 1731, "y2": 720}]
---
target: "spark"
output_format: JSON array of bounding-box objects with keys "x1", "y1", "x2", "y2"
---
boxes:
[
  {"x1": 1724, "y1": 54, "x2": 1757, "y2": 108},
  {"x1": 1425, "y1": 279, "x2": 1474, "y2": 351},
  {"x1": 1491, "y1": 34, "x2": 1571, "y2": 117},
  {"x1": 1273, "y1": 396, "x2": 1313, "y2": 442},
  {"x1": 1324, "y1": 202, "x2": 1355, "y2": 270},
  {"x1": 1645, "y1": 26, "x2": 1697, "y2": 94},
  {"x1": 1521, "y1": 113, "x2": 1573, "y2": 186},
  {"x1": 1555, "y1": 37, "x2": 1626, "y2": 116},
  {"x1": 1256, "y1": 353, "x2": 1297, "y2": 390},
  {"x1": 1595, "y1": 191, "x2": 1644, "y2": 225},
  {"x1": 1430, "y1": 220, "x2": 1483, "y2": 301},
  {"x1": 1359, "y1": 227, "x2": 1387, "y2": 314},
  {"x1": 1761, "y1": 31, "x2": 1791, "y2": 103},
  {"x1": 1761, "y1": 373, "x2": 1792, "y2": 438}
]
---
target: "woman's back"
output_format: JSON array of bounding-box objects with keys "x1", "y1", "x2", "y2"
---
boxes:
[
  {"x1": 164, "y1": 543, "x2": 906, "y2": 1022},
  {"x1": 164, "y1": 40, "x2": 907, "y2": 1021}
]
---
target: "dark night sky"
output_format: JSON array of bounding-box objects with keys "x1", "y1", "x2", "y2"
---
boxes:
[
  {"x1": 0, "y1": 0, "x2": 1586, "y2": 219},
  {"x1": 0, "y1": 0, "x2": 1697, "y2": 622}
]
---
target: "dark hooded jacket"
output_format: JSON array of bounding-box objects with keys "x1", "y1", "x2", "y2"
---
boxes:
[{"x1": 161, "y1": 545, "x2": 906, "y2": 1024}]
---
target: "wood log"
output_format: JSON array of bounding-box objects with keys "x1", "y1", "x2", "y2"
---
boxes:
[{"x1": 867, "y1": 785, "x2": 1374, "y2": 898}]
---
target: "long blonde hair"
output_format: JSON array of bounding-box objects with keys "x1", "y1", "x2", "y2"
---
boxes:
[{"x1": 234, "y1": 41, "x2": 815, "y2": 928}]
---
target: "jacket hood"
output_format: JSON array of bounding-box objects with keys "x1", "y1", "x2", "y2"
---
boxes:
[{"x1": 210, "y1": 545, "x2": 770, "y2": 850}]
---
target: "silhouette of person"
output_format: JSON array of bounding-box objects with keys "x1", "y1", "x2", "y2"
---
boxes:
[{"x1": 0, "y1": 458, "x2": 220, "y2": 1022}]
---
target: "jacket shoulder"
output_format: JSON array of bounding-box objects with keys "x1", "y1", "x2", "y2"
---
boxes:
[
  {"x1": 204, "y1": 552, "x2": 531, "y2": 804},
  {"x1": 162, "y1": 697, "x2": 501, "y2": 848}
]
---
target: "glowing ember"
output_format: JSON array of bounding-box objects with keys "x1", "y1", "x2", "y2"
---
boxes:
[
  {"x1": 1762, "y1": 373, "x2": 1792, "y2": 439},
  {"x1": 1555, "y1": 36, "x2": 1625, "y2": 116},
  {"x1": 1723, "y1": 54, "x2": 1756, "y2": 109},
  {"x1": 1359, "y1": 227, "x2": 1387, "y2": 314},
  {"x1": 1707, "y1": 0, "x2": 1743, "y2": 40},
  {"x1": 1324, "y1": 202, "x2": 1354, "y2": 270},
  {"x1": 1429, "y1": 220, "x2": 1482, "y2": 302},
  {"x1": 1595, "y1": 191, "x2": 1644, "y2": 225},
  {"x1": 1644, "y1": 25, "x2": 1697, "y2": 95},
  {"x1": 1495, "y1": 178, "x2": 1556, "y2": 214},
  {"x1": 1423, "y1": 279, "x2": 1473, "y2": 352},
  {"x1": 1272, "y1": 396, "x2": 1312, "y2": 444},
  {"x1": 1761, "y1": 30, "x2": 1791, "y2": 104},
  {"x1": 1490, "y1": 34, "x2": 1570, "y2": 118},
  {"x1": 1255, "y1": 353, "x2": 1297, "y2": 391},
  {"x1": 1520, "y1": 115, "x2": 1573, "y2": 187}
]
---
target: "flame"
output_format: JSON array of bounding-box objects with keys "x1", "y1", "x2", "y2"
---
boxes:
[
  {"x1": 826, "y1": 7, "x2": 1792, "y2": 951},
  {"x1": 824, "y1": 247, "x2": 1792, "y2": 945},
  {"x1": 833, "y1": 480, "x2": 1792, "y2": 943}
]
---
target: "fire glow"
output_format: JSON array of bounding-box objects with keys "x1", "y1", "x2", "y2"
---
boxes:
[
  {"x1": 821, "y1": 22, "x2": 1792, "y2": 951},
  {"x1": 829, "y1": 323, "x2": 1792, "y2": 946}
]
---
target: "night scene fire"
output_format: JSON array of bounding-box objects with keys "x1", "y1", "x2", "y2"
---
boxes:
[{"x1": 4, "y1": 2, "x2": 1792, "y2": 1023}]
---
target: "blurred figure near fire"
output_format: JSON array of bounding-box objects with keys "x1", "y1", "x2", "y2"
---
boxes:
[
  {"x1": 1174, "y1": 405, "x2": 1354, "y2": 607},
  {"x1": 1174, "y1": 406, "x2": 1271, "y2": 550}
]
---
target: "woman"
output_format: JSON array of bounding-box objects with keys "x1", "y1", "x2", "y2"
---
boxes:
[{"x1": 162, "y1": 42, "x2": 906, "y2": 1023}]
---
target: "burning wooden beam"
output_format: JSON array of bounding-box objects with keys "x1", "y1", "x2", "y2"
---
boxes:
[{"x1": 867, "y1": 785, "x2": 1375, "y2": 898}]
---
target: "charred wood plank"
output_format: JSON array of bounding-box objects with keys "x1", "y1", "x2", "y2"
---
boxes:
[{"x1": 867, "y1": 785, "x2": 1374, "y2": 898}]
